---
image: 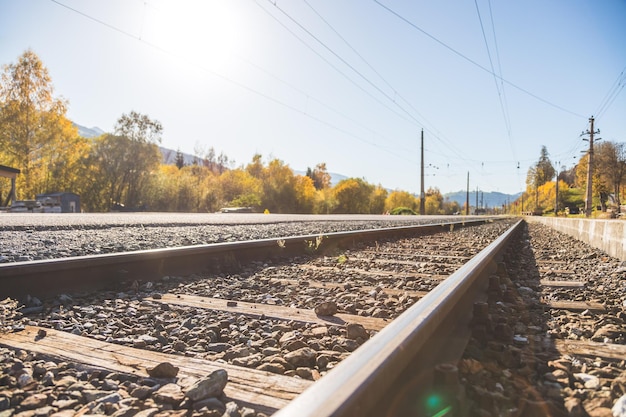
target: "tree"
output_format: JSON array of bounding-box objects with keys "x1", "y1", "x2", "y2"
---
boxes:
[
  {"x1": 574, "y1": 142, "x2": 622, "y2": 212},
  {"x1": 595, "y1": 141, "x2": 626, "y2": 208},
  {"x1": 306, "y1": 163, "x2": 332, "y2": 190},
  {"x1": 293, "y1": 175, "x2": 316, "y2": 213},
  {"x1": 87, "y1": 127, "x2": 161, "y2": 210},
  {"x1": 261, "y1": 158, "x2": 297, "y2": 213},
  {"x1": 175, "y1": 148, "x2": 185, "y2": 169},
  {"x1": 246, "y1": 154, "x2": 264, "y2": 179},
  {"x1": 369, "y1": 185, "x2": 388, "y2": 214},
  {"x1": 219, "y1": 168, "x2": 262, "y2": 208},
  {"x1": 333, "y1": 178, "x2": 373, "y2": 213},
  {"x1": 385, "y1": 190, "x2": 418, "y2": 213},
  {"x1": 112, "y1": 112, "x2": 163, "y2": 207},
  {"x1": 527, "y1": 146, "x2": 555, "y2": 210},
  {"x1": 114, "y1": 110, "x2": 162, "y2": 144},
  {"x1": 424, "y1": 187, "x2": 444, "y2": 215},
  {"x1": 0, "y1": 49, "x2": 80, "y2": 199}
]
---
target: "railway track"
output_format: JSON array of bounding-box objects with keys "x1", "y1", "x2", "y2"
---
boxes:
[{"x1": 1, "y1": 218, "x2": 625, "y2": 416}]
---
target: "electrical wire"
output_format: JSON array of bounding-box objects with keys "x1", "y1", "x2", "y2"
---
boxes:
[
  {"x1": 49, "y1": 0, "x2": 417, "y2": 165},
  {"x1": 594, "y1": 65, "x2": 626, "y2": 121},
  {"x1": 301, "y1": 0, "x2": 433, "y2": 133},
  {"x1": 474, "y1": 0, "x2": 511, "y2": 138},
  {"x1": 373, "y1": 0, "x2": 586, "y2": 119},
  {"x1": 263, "y1": 0, "x2": 494, "y2": 179},
  {"x1": 261, "y1": 0, "x2": 425, "y2": 128}
]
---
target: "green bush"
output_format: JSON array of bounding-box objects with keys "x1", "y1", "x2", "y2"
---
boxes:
[{"x1": 390, "y1": 207, "x2": 417, "y2": 215}]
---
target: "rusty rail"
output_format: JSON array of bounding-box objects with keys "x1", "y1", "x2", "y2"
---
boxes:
[
  {"x1": 0, "y1": 218, "x2": 500, "y2": 299},
  {"x1": 274, "y1": 219, "x2": 523, "y2": 417}
]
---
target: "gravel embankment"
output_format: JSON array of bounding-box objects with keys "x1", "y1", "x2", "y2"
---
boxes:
[
  {"x1": 458, "y1": 222, "x2": 626, "y2": 417},
  {"x1": 0, "y1": 220, "x2": 511, "y2": 417},
  {"x1": 2, "y1": 218, "x2": 623, "y2": 416},
  {"x1": 0, "y1": 214, "x2": 448, "y2": 263}
]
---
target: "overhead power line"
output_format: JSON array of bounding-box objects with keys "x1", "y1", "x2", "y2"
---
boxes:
[
  {"x1": 301, "y1": 0, "x2": 433, "y2": 132},
  {"x1": 49, "y1": 0, "x2": 418, "y2": 164},
  {"x1": 261, "y1": 0, "x2": 425, "y2": 128},
  {"x1": 594, "y1": 65, "x2": 626, "y2": 121},
  {"x1": 373, "y1": 0, "x2": 586, "y2": 119},
  {"x1": 261, "y1": 0, "x2": 503, "y2": 182}
]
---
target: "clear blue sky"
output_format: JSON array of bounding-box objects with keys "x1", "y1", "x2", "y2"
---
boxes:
[{"x1": 1, "y1": 0, "x2": 625, "y2": 195}]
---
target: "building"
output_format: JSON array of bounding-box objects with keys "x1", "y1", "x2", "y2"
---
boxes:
[
  {"x1": 35, "y1": 192, "x2": 81, "y2": 213},
  {"x1": 0, "y1": 164, "x2": 20, "y2": 207}
]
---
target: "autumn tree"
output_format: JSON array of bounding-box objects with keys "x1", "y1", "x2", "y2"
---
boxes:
[
  {"x1": 595, "y1": 141, "x2": 626, "y2": 207},
  {"x1": 333, "y1": 178, "x2": 373, "y2": 213},
  {"x1": 219, "y1": 168, "x2": 262, "y2": 209},
  {"x1": 424, "y1": 187, "x2": 444, "y2": 215},
  {"x1": 526, "y1": 146, "x2": 555, "y2": 211},
  {"x1": 85, "y1": 112, "x2": 162, "y2": 210},
  {"x1": 175, "y1": 149, "x2": 185, "y2": 169},
  {"x1": 385, "y1": 190, "x2": 417, "y2": 213},
  {"x1": 442, "y1": 198, "x2": 461, "y2": 215},
  {"x1": 293, "y1": 175, "x2": 316, "y2": 213},
  {"x1": 261, "y1": 158, "x2": 297, "y2": 213},
  {"x1": 306, "y1": 163, "x2": 332, "y2": 190},
  {"x1": 314, "y1": 187, "x2": 337, "y2": 214},
  {"x1": 0, "y1": 50, "x2": 82, "y2": 199},
  {"x1": 369, "y1": 185, "x2": 388, "y2": 214},
  {"x1": 246, "y1": 154, "x2": 264, "y2": 179}
]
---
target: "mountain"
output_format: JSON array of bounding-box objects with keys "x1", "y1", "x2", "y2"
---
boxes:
[
  {"x1": 293, "y1": 170, "x2": 348, "y2": 186},
  {"x1": 160, "y1": 147, "x2": 197, "y2": 166},
  {"x1": 73, "y1": 123, "x2": 105, "y2": 138},
  {"x1": 74, "y1": 123, "x2": 197, "y2": 165},
  {"x1": 443, "y1": 190, "x2": 522, "y2": 208}
]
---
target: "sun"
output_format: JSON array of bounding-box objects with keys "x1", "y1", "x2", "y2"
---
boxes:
[{"x1": 142, "y1": 0, "x2": 242, "y2": 73}]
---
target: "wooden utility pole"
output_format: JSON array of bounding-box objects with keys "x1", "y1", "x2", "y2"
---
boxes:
[
  {"x1": 419, "y1": 129, "x2": 425, "y2": 215},
  {"x1": 554, "y1": 161, "x2": 560, "y2": 215},
  {"x1": 465, "y1": 172, "x2": 470, "y2": 215},
  {"x1": 583, "y1": 117, "x2": 600, "y2": 217}
]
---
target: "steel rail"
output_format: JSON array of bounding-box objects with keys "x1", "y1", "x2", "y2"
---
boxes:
[
  {"x1": 0, "y1": 218, "x2": 500, "y2": 299},
  {"x1": 274, "y1": 219, "x2": 524, "y2": 417}
]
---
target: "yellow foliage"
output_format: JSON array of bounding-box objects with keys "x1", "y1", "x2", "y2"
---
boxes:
[{"x1": 385, "y1": 190, "x2": 417, "y2": 212}]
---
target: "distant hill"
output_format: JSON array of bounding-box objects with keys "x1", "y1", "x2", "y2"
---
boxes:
[
  {"x1": 73, "y1": 123, "x2": 105, "y2": 138},
  {"x1": 443, "y1": 190, "x2": 522, "y2": 208},
  {"x1": 293, "y1": 170, "x2": 348, "y2": 187},
  {"x1": 160, "y1": 147, "x2": 197, "y2": 166}
]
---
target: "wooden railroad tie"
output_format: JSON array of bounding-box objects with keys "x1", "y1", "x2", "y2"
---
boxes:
[
  {"x1": 270, "y1": 278, "x2": 429, "y2": 299},
  {"x1": 0, "y1": 326, "x2": 311, "y2": 414},
  {"x1": 555, "y1": 339, "x2": 626, "y2": 361},
  {"x1": 157, "y1": 293, "x2": 389, "y2": 331},
  {"x1": 542, "y1": 300, "x2": 605, "y2": 313},
  {"x1": 540, "y1": 280, "x2": 585, "y2": 288},
  {"x1": 300, "y1": 264, "x2": 449, "y2": 281}
]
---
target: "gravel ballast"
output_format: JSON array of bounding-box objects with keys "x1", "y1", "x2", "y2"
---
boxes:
[{"x1": 0, "y1": 213, "x2": 454, "y2": 263}]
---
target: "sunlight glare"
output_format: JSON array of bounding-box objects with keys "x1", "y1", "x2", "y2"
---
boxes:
[{"x1": 144, "y1": 0, "x2": 241, "y2": 72}]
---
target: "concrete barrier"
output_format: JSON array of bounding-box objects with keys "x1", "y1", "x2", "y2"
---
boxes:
[{"x1": 525, "y1": 217, "x2": 626, "y2": 261}]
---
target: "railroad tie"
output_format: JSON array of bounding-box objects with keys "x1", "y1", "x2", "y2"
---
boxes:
[
  {"x1": 157, "y1": 293, "x2": 389, "y2": 331},
  {"x1": 0, "y1": 326, "x2": 312, "y2": 414}
]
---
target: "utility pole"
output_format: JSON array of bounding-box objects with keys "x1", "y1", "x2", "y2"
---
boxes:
[
  {"x1": 419, "y1": 129, "x2": 425, "y2": 215},
  {"x1": 582, "y1": 117, "x2": 601, "y2": 217},
  {"x1": 475, "y1": 186, "x2": 479, "y2": 211},
  {"x1": 554, "y1": 161, "x2": 560, "y2": 215},
  {"x1": 465, "y1": 172, "x2": 470, "y2": 215}
]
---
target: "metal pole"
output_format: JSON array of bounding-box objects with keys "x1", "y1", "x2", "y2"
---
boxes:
[
  {"x1": 465, "y1": 172, "x2": 469, "y2": 215},
  {"x1": 585, "y1": 117, "x2": 595, "y2": 217},
  {"x1": 420, "y1": 129, "x2": 425, "y2": 215},
  {"x1": 555, "y1": 162, "x2": 559, "y2": 215}
]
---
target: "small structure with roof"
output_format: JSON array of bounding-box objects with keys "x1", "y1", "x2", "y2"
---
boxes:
[
  {"x1": 0, "y1": 164, "x2": 20, "y2": 207},
  {"x1": 36, "y1": 192, "x2": 80, "y2": 213}
]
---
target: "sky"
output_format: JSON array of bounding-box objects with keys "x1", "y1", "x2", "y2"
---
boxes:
[{"x1": 1, "y1": 0, "x2": 625, "y2": 195}]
